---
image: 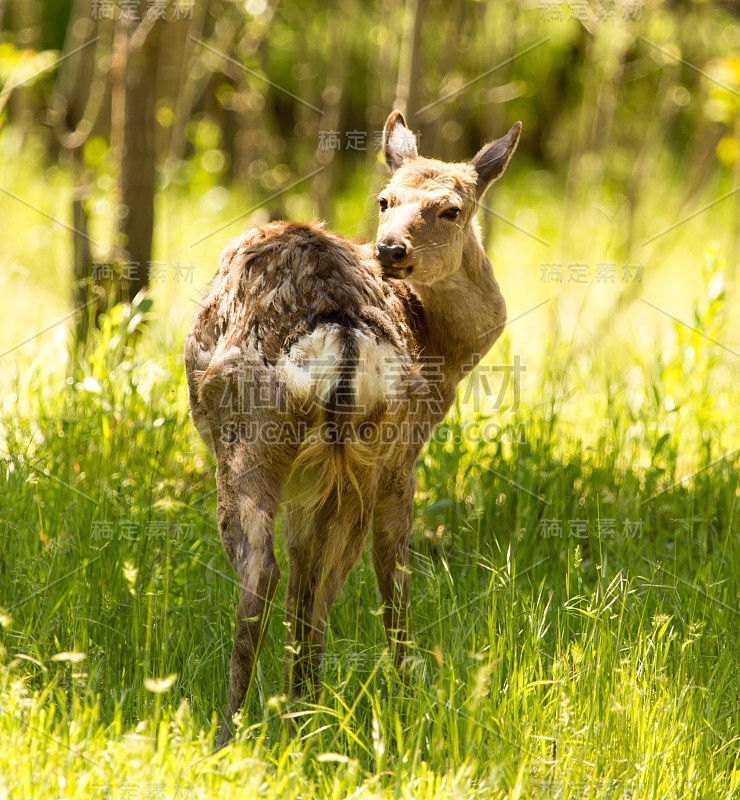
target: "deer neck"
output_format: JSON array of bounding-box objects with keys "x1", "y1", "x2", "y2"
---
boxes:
[{"x1": 411, "y1": 224, "x2": 506, "y2": 382}]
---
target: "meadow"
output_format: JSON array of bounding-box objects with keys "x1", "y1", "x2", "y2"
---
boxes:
[{"x1": 1, "y1": 122, "x2": 739, "y2": 798}]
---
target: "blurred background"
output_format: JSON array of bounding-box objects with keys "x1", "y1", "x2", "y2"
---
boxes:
[
  {"x1": 1, "y1": 3, "x2": 739, "y2": 764},
  {"x1": 1, "y1": 0, "x2": 739, "y2": 454}
]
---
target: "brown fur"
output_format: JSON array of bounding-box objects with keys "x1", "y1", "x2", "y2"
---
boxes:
[{"x1": 184, "y1": 111, "x2": 521, "y2": 746}]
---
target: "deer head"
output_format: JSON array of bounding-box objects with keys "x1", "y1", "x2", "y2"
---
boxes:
[{"x1": 376, "y1": 110, "x2": 521, "y2": 284}]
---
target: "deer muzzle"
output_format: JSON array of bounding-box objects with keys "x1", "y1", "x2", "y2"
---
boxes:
[{"x1": 375, "y1": 236, "x2": 414, "y2": 278}]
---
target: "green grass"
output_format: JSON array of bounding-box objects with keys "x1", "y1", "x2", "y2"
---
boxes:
[
  {"x1": 1, "y1": 277, "x2": 738, "y2": 799},
  {"x1": 1, "y1": 135, "x2": 740, "y2": 798}
]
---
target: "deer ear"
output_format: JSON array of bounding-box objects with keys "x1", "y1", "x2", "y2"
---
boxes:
[
  {"x1": 469, "y1": 121, "x2": 522, "y2": 198},
  {"x1": 383, "y1": 110, "x2": 418, "y2": 173}
]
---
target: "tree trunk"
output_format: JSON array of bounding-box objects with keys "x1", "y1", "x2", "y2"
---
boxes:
[
  {"x1": 114, "y1": 2, "x2": 162, "y2": 302},
  {"x1": 48, "y1": 0, "x2": 110, "y2": 344},
  {"x1": 393, "y1": 0, "x2": 427, "y2": 120},
  {"x1": 313, "y1": 24, "x2": 345, "y2": 224},
  {"x1": 72, "y1": 180, "x2": 93, "y2": 343}
]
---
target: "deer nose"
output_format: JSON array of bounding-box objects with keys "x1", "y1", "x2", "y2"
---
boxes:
[{"x1": 376, "y1": 241, "x2": 407, "y2": 266}]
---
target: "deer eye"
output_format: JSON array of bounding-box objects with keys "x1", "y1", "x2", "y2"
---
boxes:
[
  {"x1": 440, "y1": 207, "x2": 460, "y2": 220},
  {"x1": 378, "y1": 197, "x2": 388, "y2": 212}
]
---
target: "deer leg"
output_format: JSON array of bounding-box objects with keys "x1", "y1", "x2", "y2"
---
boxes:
[
  {"x1": 215, "y1": 447, "x2": 282, "y2": 747},
  {"x1": 284, "y1": 488, "x2": 375, "y2": 707},
  {"x1": 282, "y1": 502, "x2": 324, "y2": 703},
  {"x1": 372, "y1": 473, "x2": 415, "y2": 673},
  {"x1": 283, "y1": 550, "x2": 326, "y2": 705}
]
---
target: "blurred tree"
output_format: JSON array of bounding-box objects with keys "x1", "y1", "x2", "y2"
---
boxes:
[
  {"x1": 112, "y1": 1, "x2": 163, "y2": 303},
  {"x1": 47, "y1": 0, "x2": 110, "y2": 341},
  {"x1": 393, "y1": 0, "x2": 427, "y2": 119}
]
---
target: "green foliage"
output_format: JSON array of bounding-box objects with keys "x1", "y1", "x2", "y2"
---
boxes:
[
  {"x1": 2, "y1": 2, "x2": 740, "y2": 795},
  {"x1": 1, "y1": 265, "x2": 738, "y2": 798}
]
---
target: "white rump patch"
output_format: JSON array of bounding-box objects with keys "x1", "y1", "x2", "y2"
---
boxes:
[
  {"x1": 278, "y1": 326, "x2": 344, "y2": 405},
  {"x1": 277, "y1": 325, "x2": 405, "y2": 414},
  {"x1": 354, "y1": 334, "x2": 405, "y2": 407}
]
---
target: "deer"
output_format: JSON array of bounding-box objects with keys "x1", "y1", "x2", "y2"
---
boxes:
[{"x1": 184, "y1": 110, "x2": 521, "y2": 746}]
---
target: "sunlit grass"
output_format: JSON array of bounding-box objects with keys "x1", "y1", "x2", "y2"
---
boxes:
[{"x1": 1, "y1": 133, "x2": 739, "y2": 798}]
